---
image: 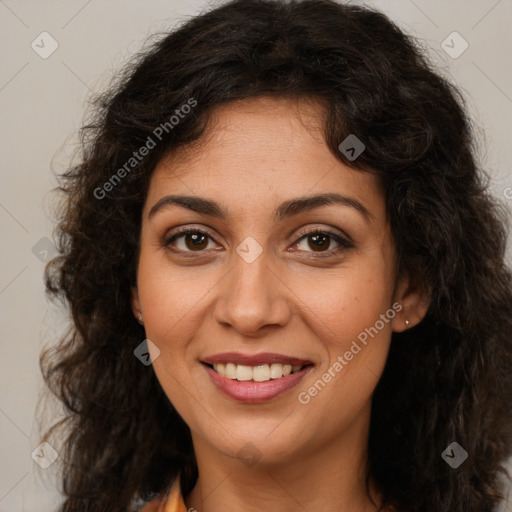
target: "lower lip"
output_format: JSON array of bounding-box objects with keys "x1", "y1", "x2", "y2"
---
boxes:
[{"x1": 202, "y1": 363, "x2": 313, "y2": 403}]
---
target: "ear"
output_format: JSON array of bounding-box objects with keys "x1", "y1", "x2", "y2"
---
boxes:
[
  {"x1": 131, "y1": 286, "x2": 144, "y2": 324},
  {"x1": 391, "y1": 272, "x2": 430, "y2": 333}
]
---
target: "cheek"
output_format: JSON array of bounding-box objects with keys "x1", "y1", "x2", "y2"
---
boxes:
[
  {"x1": 296, "y1": 273, "x2": 394, "y2": 428},
  {"x1": 300, "y1": 261, "x2": 394, "y2": 346},
  {"x1": 135, "y1": 252, "x2": 205, "y2": 414},
  {"x1": 136, "y1": 248, "x2": 212, "y2": 345},
  {"x1": 295, "y1": 255, "x2": 395, "y2": 409}
]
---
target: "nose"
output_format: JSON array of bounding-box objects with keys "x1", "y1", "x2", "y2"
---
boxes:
[{"x1": 213, "y1": 248, "x2": 292, "y2": 337}]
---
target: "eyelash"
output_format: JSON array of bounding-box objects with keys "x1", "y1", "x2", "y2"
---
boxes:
[{"x1": 163, "y1": 226, "x2": 354, "y2": 258}]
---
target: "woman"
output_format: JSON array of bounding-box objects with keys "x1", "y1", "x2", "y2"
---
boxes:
[{"x1": 40, "y1": 0, "x2": 512, "y2": 511}]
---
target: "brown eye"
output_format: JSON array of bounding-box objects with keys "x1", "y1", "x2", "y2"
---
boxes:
[
  {"x1": 307, "y1": 233, "x2": 331, "y2": 252},
  {"x1": 184, "y1": 232, "x2": 208, "y2": 250},
  {"x1": 165, "y1": 229, "x2": 216, "y2": 252},
  {"x1": 294, "y1": 229, "x2": 353, "y2": 256}
]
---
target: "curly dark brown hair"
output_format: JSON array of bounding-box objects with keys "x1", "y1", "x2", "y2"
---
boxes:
[{"x1": 39, "y1": 0, "x2": 512, "y2": 510}]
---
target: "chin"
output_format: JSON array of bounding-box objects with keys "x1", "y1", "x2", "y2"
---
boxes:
[{"x1": 208, "y1": 428, "x2": 306, "y2": 467}]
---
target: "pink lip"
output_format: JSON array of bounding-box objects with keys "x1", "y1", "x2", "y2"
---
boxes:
[
  {"x1": 201, "y1": 352, "x2": 312, "y2": 366},
  {"x1": 202, "y1": 363, "x2": 314, "y2": 403}
]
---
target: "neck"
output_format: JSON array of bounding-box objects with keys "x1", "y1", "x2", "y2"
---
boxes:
[{"x1": 184, "y1": 405, "x2": 381, "y2": 512}]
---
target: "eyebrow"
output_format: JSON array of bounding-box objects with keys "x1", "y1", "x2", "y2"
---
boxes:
[{"x1": 148, "y1": 192, "x2": 373, "y2": 223}]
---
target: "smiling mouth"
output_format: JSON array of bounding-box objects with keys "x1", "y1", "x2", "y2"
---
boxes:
[{"x1": 202, "y1": 362, "x2": 313, "y2": 382}]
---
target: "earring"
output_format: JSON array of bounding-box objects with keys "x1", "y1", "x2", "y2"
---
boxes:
[
  {"x1": 405, "y1": 319, "x2": 410, "y2": 327},
  {"x1": 138, "y1": 314, "x2": 143, "y2": 324}
]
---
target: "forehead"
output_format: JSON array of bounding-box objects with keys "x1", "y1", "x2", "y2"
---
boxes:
[{"x1": 144, "y1": 97, "x2": 385, "y2": 223}]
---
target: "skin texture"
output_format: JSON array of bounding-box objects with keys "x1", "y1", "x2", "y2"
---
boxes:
[{"x1": 131, "y1": 97, "x2": 429, "y2": 512}]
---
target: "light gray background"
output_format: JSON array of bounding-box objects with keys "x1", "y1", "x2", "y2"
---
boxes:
[{"x1": 1, "y1": 0, "x2": 511, "y2": 510}]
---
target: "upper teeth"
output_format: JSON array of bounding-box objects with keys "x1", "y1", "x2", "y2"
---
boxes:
[{"x1": 212, "y1": 363, "x2": 303, "y2": 381}]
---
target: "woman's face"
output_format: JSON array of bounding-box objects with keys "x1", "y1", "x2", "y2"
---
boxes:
[{"x1": 132, "y1": 97, "x2": 426, "y2": 467}]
